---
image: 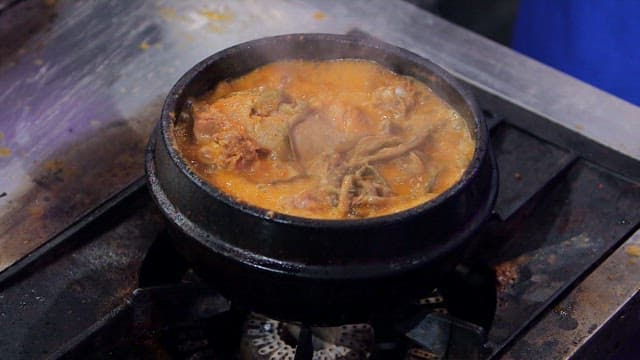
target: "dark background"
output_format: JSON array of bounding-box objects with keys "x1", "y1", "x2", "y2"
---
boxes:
[{"x1": 406, "y1": 0, "x2": 520, "y2": 46}]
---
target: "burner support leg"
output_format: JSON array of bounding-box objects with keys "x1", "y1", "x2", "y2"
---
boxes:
[{"x1": 294, "y1": 325, "x2": 313, "y2": 360}]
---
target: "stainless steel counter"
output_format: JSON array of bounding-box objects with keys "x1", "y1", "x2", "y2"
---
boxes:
[{"x1": 1, "y1": 0, "x2": 639, "y2": 358}]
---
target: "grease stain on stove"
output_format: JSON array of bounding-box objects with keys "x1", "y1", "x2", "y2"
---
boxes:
[
  {"x1": 554, "y1": 303, "x2": 579, "y2": 331},
  {"x1": 37, "y1": 159, "x2": 72, "y2": 186},
  {"x1": 504, "y1": 339, "x2": 560, "y2": 360},
  {"x1": 625, "y1": 244, "x2": 640, "y2": 257},
  {"x1": 494, "y1": 260, "x2": 519, "y2": 292},
  {"x1": 197, "y1": 7, "x2": 235, "y2": 33},
  {"x1": 522, "y1": 279, "x2": 563, "y2": 303},
  {"x1": 556, "y1": 315, "x2": 579, "y2": 331},
  {"x1": 139, "y1": 40, "x2": 151, "y2": 51},
  {"x1": 0, "y1": 147, "x2": 12, "y2": 157},
  {"x1": 313, "y1": 11, "x2": 327, "y2": 20},
  {"x1": 199, "y1": 7, "x2": 234, "y2": 21},
  {"x1": 0, "y1": 114, "x2": 150, "y2": 271},
  {"x1": 28, "y1": 203, "x2": 45, "y2": 218},
  {"x1": 158, "y1": 6, "x2": 180, "y2": 22}
]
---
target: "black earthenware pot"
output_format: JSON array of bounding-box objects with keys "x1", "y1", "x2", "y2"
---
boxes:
[{"x1": 146, "y1": 33, "x2": 498, "y2": 325}]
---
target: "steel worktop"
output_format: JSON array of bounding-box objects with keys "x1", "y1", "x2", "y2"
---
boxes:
[{"x1": 1, "y1": 0, "x2": 639, "y2": 358}]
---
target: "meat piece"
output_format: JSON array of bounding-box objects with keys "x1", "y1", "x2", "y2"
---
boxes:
[
  {"x1": 351, "y1": 194, "x2": 396, "y2": 208},
  {"x1": 247, "y1": 159, "x2": 304, "y2": 185},
  {"x1": 336, "y1": 174, "x2": 354, "y2": 216},
  {"x1": 288, "y1": 112, "x2": 331, "y2": 163},
  {"x1": 210, "y1": 81, "x2": 234, "y2": 99},
  {"x1": 289, "y1": 102, "x2": 374, "y2": 163},
  {"x1": 196, "y1": 131, "x2": 265, "y2": 170},
  {"x1": 424, "y1": 166, "x2": 441, "y2": 193},
  {"x1": 347, "y1": 120, "x2": 436, "y2": 167},
  {"x1": 349, "y1": 135, "x2": 403, "y2": 159},
  {"x1": 214, "y1": 87, "x2": 309, "y2": 160},
  {"x1": 371, "y1": 80, "x2": 420, "y2": 121},
  {"x1": 335, "y1": 165, "x2": 395, "y2": 216},
  {"x1": 378, "y1": 151, "x2": 430, "y2": 196},
  {"x1": 352, "y1": 165, "x2": 394, "y2": 198},
  {"x1": 251, "y1": 88, "x2": 292, "y2": 116},
  {"x1": 305, "y1": 152, "x2": 348, "y2": 189},
  {"x1": 288, "y1": 188, "x2": 337, "y2": 213},
  {"x1": 189, "y1": 100, "x2": 217, "y2": 144},
  {"x1": 191, "y1": 87, "x2": 309, "y2": 161},
  {"x1": 189, "y1": 90, "x2": 268, "y2": 169},
  {"x1": 190, "y1": 91, "x2": 253, "y2": 144},
  {"x1": 402, "y1": 152, "x2": 426, "y2": 177},
  {"x1": 251, "y1": 101, "x2": 309, "y2": 160}
]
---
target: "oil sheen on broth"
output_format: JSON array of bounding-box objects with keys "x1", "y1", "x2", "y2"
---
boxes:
[{"x1": 175, "y1": 60, "x2": 475, "y2": 219}]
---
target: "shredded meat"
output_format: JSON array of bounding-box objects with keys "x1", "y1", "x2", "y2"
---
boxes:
[
  {"x1": 348, "y1": 134, "x2": 429, "y2": 167},
  {"x1": 286, "y1": 99, "x2": 435, "y2": 215},
  {"x1": 331, "y1": 164, "x2": 396, "y2": 216},
  {"x1": 354, "y1": 166, "x2": 394, "y2": 197},
  {"x1": 337, "y1": 174, "x2": 355, "y2": 216}
]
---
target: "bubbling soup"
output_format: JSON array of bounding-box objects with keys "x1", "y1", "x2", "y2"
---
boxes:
[{"x1": 174, "y1": 60, "x2": 475, "y2": 219}]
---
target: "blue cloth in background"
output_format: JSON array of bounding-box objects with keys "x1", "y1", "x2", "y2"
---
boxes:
[{"x1": 512, "y1": 0, "x2": 640, "y2": 105}]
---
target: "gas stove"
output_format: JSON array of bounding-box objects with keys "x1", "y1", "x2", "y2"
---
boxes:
[
  {"x1": 1, "y1": 1, "x2": 640, "y2": 359},
  {"x1": 2, "y1": 98, "x2": 639, "y2": 358}
]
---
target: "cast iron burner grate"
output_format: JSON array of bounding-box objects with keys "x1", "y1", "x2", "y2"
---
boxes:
[
  {"x1": 240, "y1": 314, "x2": 374, "y2": 359},
  {"x1": 51, "y1": 232, "x2": 497, "y2": 360}
]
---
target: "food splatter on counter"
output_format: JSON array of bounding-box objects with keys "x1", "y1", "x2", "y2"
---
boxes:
[{"x1": 313, "y1": 11, "x2": 327, "y2": 20}]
